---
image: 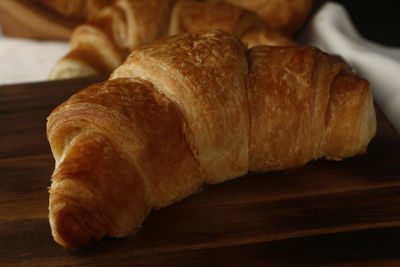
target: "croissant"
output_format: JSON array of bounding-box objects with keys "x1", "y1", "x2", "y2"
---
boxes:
[
  {"x1": 36, "y1": 0, "x2": 116, "y2": 21},
  {"x1": 48, "y1": 0, "x2": 294, "y2": 80},
  {"x1": 47, "y1": 30, "x2": 376, "y2": 248},
  {"x1": 223, "y1": 0, "x2": 313, "y2": 36},
  {"x1": 0, "y1": 0, "x2": 76, "y2": 40}
]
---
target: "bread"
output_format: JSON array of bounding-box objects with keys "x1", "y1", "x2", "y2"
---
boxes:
[
  {"x1": 47, "y1": 30, "x2": 376, "y2": 248},
  {"x1": 0, "y1": 0, "x2": 76, "y2": 40},
  {"x1": 223, "y1": 0, "x2": 313, "y2": 36},
  {"x1": 48, "y1": 0, "x2": 174, "y2": 79},
  {"x1": 37, "y1": 0, "x2": 116, "y2": 20},
  {"x1": 247, "y1": 46, "x2": 376, "y2": 171},
  {"x1": 0, "y1": 0, "x2": 117, "y2": 40},
  {"x1": 48, "y1": 0, "x2": 294, "y2": 80}
]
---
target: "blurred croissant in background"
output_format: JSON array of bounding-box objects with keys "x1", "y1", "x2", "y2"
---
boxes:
[
  {"x1": 0, "y1": 0, "x2": 313, "y2": 79},
  {"x1": 222, "y1": 0, "x2": 313, "y2": 36},
  {"x1": 37, "y1": 0, "x2": 116, "y2": 21},
  {"x1": 0, "y1": 0, "x2": 116, "y2": 40}
]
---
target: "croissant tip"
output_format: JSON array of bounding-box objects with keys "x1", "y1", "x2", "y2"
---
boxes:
[
  {"x1": 50, "y1": 201, "x2": 105, "y2": 249},
  {"x1": 50, "y1": 209, "x2": 88, "y2": 249}
]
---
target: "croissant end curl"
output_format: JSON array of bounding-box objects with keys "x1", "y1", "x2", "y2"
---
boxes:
[{"x1": 47, "y1": 30, "x2": 376, "y2": 248}]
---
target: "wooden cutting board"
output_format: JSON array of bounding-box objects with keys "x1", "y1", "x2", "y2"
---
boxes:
[{"x1": 1, "y1": 77, "x2": 400, "y2": 266}]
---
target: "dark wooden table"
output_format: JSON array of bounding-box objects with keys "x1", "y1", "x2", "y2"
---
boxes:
[{"x1": 1, "y1": 77, "x2": 400, "y2": 266}]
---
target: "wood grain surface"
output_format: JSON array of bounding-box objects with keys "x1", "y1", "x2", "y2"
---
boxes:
[{"x1": 1, "y1": 77, "x2": 400, "y2": 266}]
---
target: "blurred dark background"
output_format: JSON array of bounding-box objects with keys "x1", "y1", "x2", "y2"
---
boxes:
[{"x1": 323, "y1": 0, "x2": 400, "y2": 47}]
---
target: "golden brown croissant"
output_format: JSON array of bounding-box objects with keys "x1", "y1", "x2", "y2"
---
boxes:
[
  {"x1": 48, "y1": 0, "x2": 294, "y2": 80},
  {"x1": 47, "y1": 30, "x2": 376, "y2": 249}
]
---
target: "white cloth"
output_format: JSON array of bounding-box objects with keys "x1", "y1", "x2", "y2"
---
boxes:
[
  {"x1": 299, "y1": 2, "x2": 400, "y2": 133},
  {"x1": 0, "y1": 27, "x2": 69, "y2": 85}
]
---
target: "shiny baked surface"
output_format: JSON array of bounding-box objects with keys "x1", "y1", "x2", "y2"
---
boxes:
[{"x1": 46, "y1": 30, "x2": 376, "y2": 248}]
